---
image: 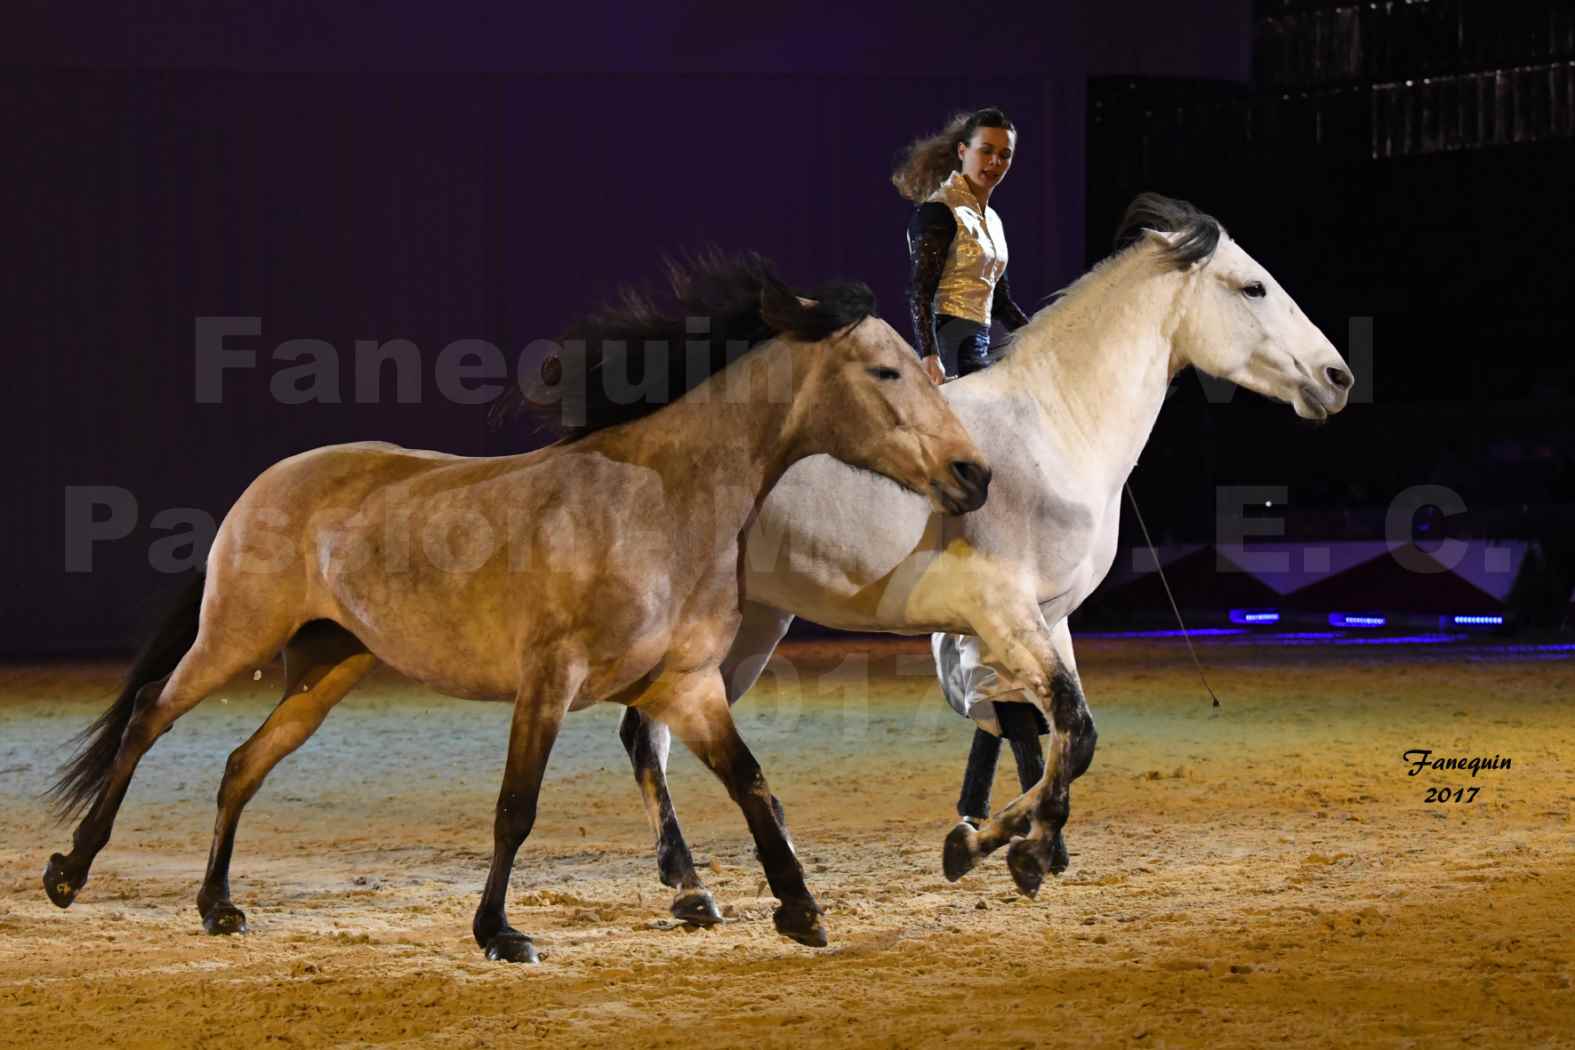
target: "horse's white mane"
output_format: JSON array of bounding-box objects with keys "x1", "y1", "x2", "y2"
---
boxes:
[
  {"x1": 999, "y1": 223, "x2": 1233, "y2": 361},
  {"x1": 995, "y1": 241, "x2": 1157, "y2": 360}
]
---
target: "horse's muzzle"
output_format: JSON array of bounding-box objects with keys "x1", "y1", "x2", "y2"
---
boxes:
[{"x1": 937, "y1": 460, "x2": 991, "y2": 514}]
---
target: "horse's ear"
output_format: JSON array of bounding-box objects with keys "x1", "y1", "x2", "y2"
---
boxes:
[
  {"x1": 1143, "y1": 227, "x2": 1210, "y2": 270},
  {"x1": 539, "y1": 354, "x2": 563, "y2": 386},
  {"x1": 760, "y1": 278, "x2": 808, "y2": 333},
  {"x1": 1143, "y1": 228, "x2": 1182, "y2": 250}
]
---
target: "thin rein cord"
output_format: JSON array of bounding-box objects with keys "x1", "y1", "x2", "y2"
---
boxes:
[{"x1": 1123, "y1": 480, "x2": 1223, "y2": 708}]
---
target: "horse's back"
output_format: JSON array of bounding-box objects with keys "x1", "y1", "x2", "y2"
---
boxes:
[
  {"x1": 263, "y1": 440, "x2": 480, "y2": 480},
  {"x1": 230, "y1": 441, "x2": 536, "y2": 514}
]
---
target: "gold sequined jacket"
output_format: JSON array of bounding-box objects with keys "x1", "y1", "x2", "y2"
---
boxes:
[{"x1": 905, "y1": 171, "x2": 1030, "y2": 358}]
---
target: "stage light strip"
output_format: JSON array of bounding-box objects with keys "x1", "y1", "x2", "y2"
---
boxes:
[
  {"x1": 1448, "y1": 614, "x2": 1504, "y2": 627},
  {"x1": 1329, "y1": 613, "x2": 1387, "y2": 628}
]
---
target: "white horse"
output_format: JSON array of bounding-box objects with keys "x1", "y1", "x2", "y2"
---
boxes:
[{"x1": 617, "y1": 194, "x2": 1355, "y2": 915}]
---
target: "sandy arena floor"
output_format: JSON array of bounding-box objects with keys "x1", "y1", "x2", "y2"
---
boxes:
[{"x1": 0, "y1": 635, "x2": 1572, "y2": 1048}]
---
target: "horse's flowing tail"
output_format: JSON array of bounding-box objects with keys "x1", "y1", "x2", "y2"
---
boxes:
[{"x1": 46, "y1": 570, "x2": 207, "y2": 821}]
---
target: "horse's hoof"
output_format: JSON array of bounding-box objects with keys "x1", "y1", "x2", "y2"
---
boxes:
[
  {"x1": 1048, "y1": 832, "x2": 1070, "y2": 876},
  {"x1": 942, "y1": 821, "x2": 982, "y2": 882},
  {"x1": 773, "y1": 900, "x2": 829, "y2": 948},
  {"x1": 484, "y1": 931, "x2": 539, "y2": 964},
  {"x1": 671, "y1": 889, "x2": 723, "y2": 927},
  {"x1": 43, "y1": 853, "x2": 80, "y2": 909},
  {"x1": 202, "y1": 903, "x2": 248, "y2": 936},
  {"x1": 1006, "y1": 838, "x2": 1045, "y2": 900}
]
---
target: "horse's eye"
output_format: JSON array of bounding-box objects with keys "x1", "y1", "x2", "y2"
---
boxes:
[
  {"x1": 1242, "y1": 281, "x2": 1267, "y2": 299},
  {"x1": 867, "y1": 367, "x2": 901, "y2": 381}
]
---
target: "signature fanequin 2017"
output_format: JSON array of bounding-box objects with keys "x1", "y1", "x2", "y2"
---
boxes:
[{"x1": 1403, "y1": 749, "x2": 1513, "y2": 804}]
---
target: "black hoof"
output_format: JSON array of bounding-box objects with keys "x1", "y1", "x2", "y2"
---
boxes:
[
  {"x1": 773, "y1": 900, "x2": 829, "y2": 948},
  {"x1": 202, "y1": 902, "x2": 249, "y2": 936},
  {"x1": 671, "y1": 889, "x2": 723, "y2": 927},
  {"x1": 43, "y1": 853, "x2": 81, "y2": 909},
  {"x1": 484, "y1": 930, "x2": 539, "y2": 964},
  {"x1": 1048, "y1": 831, "x2": 1070, "y2": 875},
  {"x1": 1006, "y1": 838, "x2": 1045, "y2": 899},
  {"x1": 942, "y1": 821, "x2": 982, "y2": 882}
]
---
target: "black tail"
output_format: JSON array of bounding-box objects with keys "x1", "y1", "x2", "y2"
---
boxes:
[{"x1": 45, "y1": 571, "x2": 207, "y2": 822}]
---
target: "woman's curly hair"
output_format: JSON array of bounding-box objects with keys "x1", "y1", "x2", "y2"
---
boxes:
[{"x1": 890, "y1": 107, "x2": 1016, "y2": 203}]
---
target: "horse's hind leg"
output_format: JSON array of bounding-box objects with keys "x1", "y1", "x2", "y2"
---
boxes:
[
  {"x1": 47, "y1": 604, "x2": 297, "y2": 908},
  {"x1": 617, "y1": 601, "x2": 793, "y2": 926},
  {"x1": 642, "y1": 670, "x2": 826, "y2": 949},
  {"x1": 617, "y1": 709, "x2": 721, "y2": 926},
  {"x1": 196, "y1": 622, "x2": 374, "y2": 935}
]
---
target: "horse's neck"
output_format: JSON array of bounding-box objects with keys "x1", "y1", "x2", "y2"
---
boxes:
[
  {"x1": 995, "y1": 251, "x2": 1184, "y2": 493},
  {"x1": 596, "y1": 345, "x2": 803, "y2": 534}
]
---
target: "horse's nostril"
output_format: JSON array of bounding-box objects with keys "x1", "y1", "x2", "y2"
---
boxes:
[
  {"x1": 951, "y1": 460, "x2": 991, "y2": 494},
  {"x1": 1326, "y1": 365, "x2": 1353, "y2": 391}
]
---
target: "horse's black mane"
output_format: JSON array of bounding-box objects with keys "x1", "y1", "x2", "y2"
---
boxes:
[
  {"x1": 1112, "y1": 192, "x2": 1224, "y2": 268},
  {"x1": 493, "y1": 251, "x2": 876, "y2": 441}
]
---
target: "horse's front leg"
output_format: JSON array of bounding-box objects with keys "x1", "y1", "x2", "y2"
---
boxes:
[
  {"x1": 939, "y1": 601, "x2": 1057, "y2": 880},
  {"x1": 1030, "y1": 619, "x2": 1092, "y2": 875},
  {"x1": 616, "y1": 601, "x2": 793, "y2": 926},
  {"x1": 943, "y1": 613, "x2": 1096, "y2": 897},
  {"x1": 641, "y1": 670, "x2": 826, "y2": 948},
  {"x1": 1001, "y1": 654, "x2": 1095, "y2": 898},
  {"x1": 472, "y1": 658, "x2": 579, "y2": 963}
]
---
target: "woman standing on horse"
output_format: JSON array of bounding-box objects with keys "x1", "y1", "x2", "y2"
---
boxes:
[
  {"x1": 892, "y1": 106, "x2": 1032, "y2": 382},
  {"x1": 893, "y1": 107, "x2": 1046, "y2": 828}
]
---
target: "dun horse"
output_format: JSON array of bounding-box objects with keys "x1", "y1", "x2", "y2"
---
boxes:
[
  {"x1": 44, "y1": 255, "x2": 991, "y2": 962},
  {"x1": 615, "y1": 195, "x2": 1355, "y2": 916}
]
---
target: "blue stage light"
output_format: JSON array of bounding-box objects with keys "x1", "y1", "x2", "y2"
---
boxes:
[
  {"x1": 1448, "y1": 614, "x2": 1504, "y2": 627},
  {"x1": 1329, "y1": 613, "x2": 1386, "y2": 628},
  {"x1": 1336, "y1": 634, "x2": 1456, "y2": 646},
  {"x1": 1229, "y1": 609, "x2": 1280, "y2": 625},
  {"x1": 1080, "y1": 628, "x2": 1247, "y2": 640}
]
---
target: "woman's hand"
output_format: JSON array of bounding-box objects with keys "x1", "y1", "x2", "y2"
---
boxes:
[{"x1": 923, "y1": 354, "x2": 947, "y2": 385}]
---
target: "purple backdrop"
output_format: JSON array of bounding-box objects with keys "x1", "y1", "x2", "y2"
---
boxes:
[{"x1": 5, "y1": 2, "x2": 1249, "y2": 653}]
